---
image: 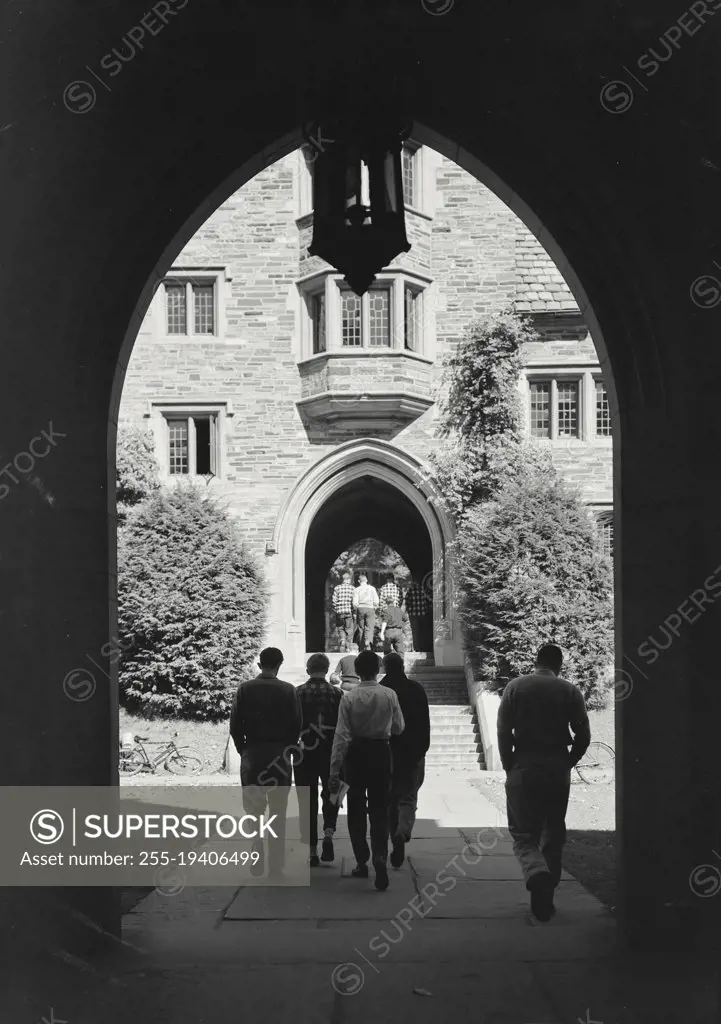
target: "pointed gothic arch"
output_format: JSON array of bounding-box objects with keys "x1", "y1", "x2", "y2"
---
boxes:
[{"x1": 266, "y1": 438, "x2": 460, "y2": 666}]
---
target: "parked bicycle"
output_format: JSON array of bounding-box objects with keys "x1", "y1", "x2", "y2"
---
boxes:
[
  {"x1": 119, "y1": 733, "x2": 204, "y2": 776},
  {"x1": 573, "y1": 740, "x2": 615, "y2": 784}
]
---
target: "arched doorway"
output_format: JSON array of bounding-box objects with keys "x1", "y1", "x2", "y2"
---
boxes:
[
  {"x1": 304, "y1": 477, "x2": 432, "y2": 652},
  {"x1": 268, "y1": 438, "x2": 458, "y2": 668}
]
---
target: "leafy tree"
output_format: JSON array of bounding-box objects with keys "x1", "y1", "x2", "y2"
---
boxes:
[
  {"x1": 116, "y1": 424, "x2": 160, "y2": 520},
  {"x1": 456, "y1": 463, "x2": 614, "y2": 708},
  {"x1": 117, "y1": 485, "x2": 267, "y2": 720},
  {"x1": 430, "y1": 309, "x2": 537, "y2": 520},
  {"x1": 329, "y1": 539, "x2": 411, "y2": 589}
]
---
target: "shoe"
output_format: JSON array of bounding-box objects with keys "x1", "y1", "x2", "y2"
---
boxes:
[
  {"x1": 374, "y1": 860, "x2": 389, "y2": 891},
  {"x1": 321, "y1": 837, "x2": 335, "y2": 863},
  {"x1": 528, "y1": 872, "x2": 554, "y2": 922},
  {"x1": 309, "y1": 854, "x2": 320, "y2": 867},
  {"x1": 390, "y1": 839, "x2": 405, "y2": 868},
  {"x1": 250, "y1": 840, "x2": 264, "y2": 877},
  {"x1": 351, "y1": 864, "x2": 369, "y2": 878}
]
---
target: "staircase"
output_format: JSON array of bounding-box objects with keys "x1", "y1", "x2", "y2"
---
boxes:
[
  {"x1": 407, "y1": 658, "x2": 485, "y2": 771},
  {"x1": 286, "y1": 653, "x2": 485, "y2": 773}
]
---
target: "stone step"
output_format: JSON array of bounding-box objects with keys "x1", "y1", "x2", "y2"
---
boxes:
[{"x1": 427, "y1": 754, "x2": 484, "y2": 761}]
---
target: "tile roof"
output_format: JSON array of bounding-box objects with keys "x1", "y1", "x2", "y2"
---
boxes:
[{"x1": 515, "y1": 224, "x2": 579, "y2": 313}]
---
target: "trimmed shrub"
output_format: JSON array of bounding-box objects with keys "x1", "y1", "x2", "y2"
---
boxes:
[
  {"x1": 457, "y1": 462, "x2": 614, "y2": 709},
  {"x1": 117, "y1": 485, "x2": 267, "y2": 720}
]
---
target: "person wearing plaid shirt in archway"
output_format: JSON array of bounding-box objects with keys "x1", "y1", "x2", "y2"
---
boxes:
[
  {"x1": 404, "y1": 576, "x2": 430, "y2": 652},
  {"x1": 379, "y1": 575, "x2": 402, "y2": 618},
  {"x1": 332, "y1": 571, "x2": 355, "y2": 651}
]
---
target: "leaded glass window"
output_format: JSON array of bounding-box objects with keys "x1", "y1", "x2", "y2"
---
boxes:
[
  {"x1": 166, "y1": 283, "x2": 187, "y2": 334},
  {"x1": 557, "y1": 381, "x2": 579, "y2": 437},
  {"x1": 311, "y1": 292, "x2": 326, "y2": 354},
  {"x1": 404, "y1": 286, "x2": 422, "y2": 351},
  {"x1": 368, "y1": 287, "x2": 391, "y2": 347},
  {"x1": 529, "y1": 382, "x2": 551, "y2": 438},
  {"x1": 193, "y1": 283, "x2": 215, "y2": 335},
  {"x1": 402, "y1": 145, "x2": 417, "y2": 208},
  {"x1": 168, "y1": 419, "x2": 189, "y2": 474},
  {"x1": 595, "y1": 379, "x2": 611, "y2": 436},
  {"x1": 341, "y1": 289, "x2": 362, "y2": 346}
]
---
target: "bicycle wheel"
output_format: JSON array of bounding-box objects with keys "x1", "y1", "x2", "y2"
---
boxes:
[
  {"x1": 165, "y1": 747, "x2": 204, "y2": 775},
  {"x1": 576, "y1": 741, "x2": 615, "y2": 784},
  {"x1": 119, "y1": 749, "x2": 147, "y2": 776}
]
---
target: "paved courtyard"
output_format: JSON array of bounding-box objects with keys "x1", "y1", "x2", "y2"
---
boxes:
[{"x1": 9, "y1": 772, "x2": 717, "y2": 1024}]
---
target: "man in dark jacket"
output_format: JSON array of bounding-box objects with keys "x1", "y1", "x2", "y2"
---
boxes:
[
  {"x1": 380, "y1": 653, "x2": 431, "y2": 868},
  {"x1": 497, "y1": 643, "x2": 591, "y2": 922},
  {"x1": 229, "y1": 647, "x2": 301, "y2": 880},
  {"x1": 294, "y1": 653, "x2": 343, "y2": 866}
]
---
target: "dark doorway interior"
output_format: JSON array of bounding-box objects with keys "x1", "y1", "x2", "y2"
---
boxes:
[{"x1": 305, "y1": 476, "x2": 433, "y2": 652}]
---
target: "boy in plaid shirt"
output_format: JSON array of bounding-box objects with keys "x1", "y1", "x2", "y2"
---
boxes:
[
  {"x1": 294, "y1": 653, "x2": 343, "y2": 865},
  {"x1": 332, "y1": 571, "x2": 355, "y2": 651}
]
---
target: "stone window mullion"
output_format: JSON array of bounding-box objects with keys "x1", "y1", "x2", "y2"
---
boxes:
[
  {"x1": 361, "y1": 292, "x2": 369, "y2": 350},
  {"x1": 550, "y1": 378, "x2": 558, "y2": 440},
  {"x1": 186, "y1": 282, "x2": 193, "y2": 337}
]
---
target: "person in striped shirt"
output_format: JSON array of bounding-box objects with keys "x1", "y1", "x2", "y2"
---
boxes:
[{"x1": 332, "y1": 571, "x2": 355, "y2": 652}]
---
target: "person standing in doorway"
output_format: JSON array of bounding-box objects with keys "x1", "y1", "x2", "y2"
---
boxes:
[
  {"x1": 380, "y1": 653, "x2": 430, "y2": 868},
  {"x1": 353, "y1": 572, "x2": 380, "y2": 651},
  {"x1": 293, "y1": 653, "x2": 343, "y2": 867},
  {"x1": 332, "y1": 570, "x2": 355, "y2": 652},
  {"x1": 379, "y1": 573, "x2": 402, "y2": 619},
  {"x1": 330, "y1": 641, "x2": 361, "y2": 693},
  {"x1": 380, "y1": 596, "x2": 409, "y2": 654},
  {"x1": 329, "y1": 650, "x2": 405, "y2": 891},
  {"x1": 229, "y1": 647, "x2": 301, "y2": 881},
  {"x1": 404, "y1": 576, "x2": 430, "y2": 653},
  {"x1": 497, "y1": 643, "x2": 591, "y2": 922}
]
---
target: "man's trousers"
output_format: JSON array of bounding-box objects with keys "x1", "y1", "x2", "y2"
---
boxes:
[
  {"x1": 389, "y1": 755, "x2": 425, "y2": 842},
  {"x1": 335, "y1": 612, "x2": 354, "y2": 651},
  {"x1": 240, "y1": 742, "x2": 292, "y2": 874},
  {"x1": 345, "y1": 738, "x2": 392, "y2": 866},
  {"x1": 505, "y1": 763, "x2": 571, "y2": 888},
  {"x1": 408, "y1": 613, "x2": 431, "y2": 652},
  {"x1": 383, "y1": 627, "x2": 405, "y2": 654},
  {"x1": 293, "y1": 746, "x2": 339, "y2": 847},
  {"x1": 356, "y1": 607, "x2": 376, "y2": 649}
]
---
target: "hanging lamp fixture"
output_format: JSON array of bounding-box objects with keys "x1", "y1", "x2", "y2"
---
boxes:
[{"x1": 304, "y1": 114, "x2": 412, "y2": 296}]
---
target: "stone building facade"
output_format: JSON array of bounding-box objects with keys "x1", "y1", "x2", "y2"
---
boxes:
[{"x1": 119, "y1": 144, "x2": 613, "y2": 669}]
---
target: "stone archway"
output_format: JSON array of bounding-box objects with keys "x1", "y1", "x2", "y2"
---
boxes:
[{"x1": 267, "y1": 439, "x2": 459, "y2": 668}]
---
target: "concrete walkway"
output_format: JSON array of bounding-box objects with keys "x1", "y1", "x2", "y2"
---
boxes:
[{"x1": 12, "y1": 773, "x2": 717, "y2": 1023}]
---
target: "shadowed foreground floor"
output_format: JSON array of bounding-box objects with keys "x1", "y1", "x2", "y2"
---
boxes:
[{"x1": 7, "y1": 773, "x2": 717, "y2": 1023}]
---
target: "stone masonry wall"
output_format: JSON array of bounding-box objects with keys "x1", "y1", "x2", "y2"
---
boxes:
[{"x1": 120, "y1": 146, "x2": 613, "y2": 571}]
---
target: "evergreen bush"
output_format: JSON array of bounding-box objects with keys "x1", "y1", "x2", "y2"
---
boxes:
[
  {"x1": 117, "y1": 485, "x2": 267, "y2": 720},
  {"x1": 457, "y1": 463, "x2": 614, "y2": 708}
]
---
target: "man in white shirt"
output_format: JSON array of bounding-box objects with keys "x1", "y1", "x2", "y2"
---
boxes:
[
  {"x1": 352, "y1": 573, "x2": 380, "y2": 651},
  {"x1": 329, "y1": 650, "x2": 405, "y2": 890}
]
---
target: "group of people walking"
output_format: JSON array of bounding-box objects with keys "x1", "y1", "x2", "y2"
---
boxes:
[
  {"x1": 229, "y1": 639, "x2": 592, "y2": 922},
  {"x1": 229, "y1": 646, "x2": 430, "y2": 891},
  {"x1": 331, "y1": 570, "x2": 431, "y2": 654}
]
